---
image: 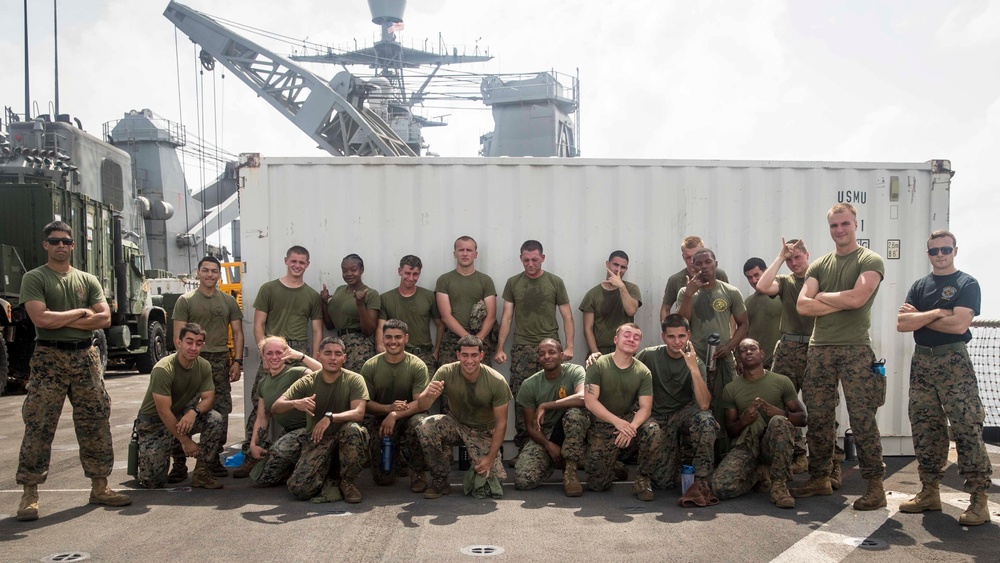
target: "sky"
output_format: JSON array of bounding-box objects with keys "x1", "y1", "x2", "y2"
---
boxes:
[{"x1": 1, "y1": 0, "x2": 998, "y2": 316}]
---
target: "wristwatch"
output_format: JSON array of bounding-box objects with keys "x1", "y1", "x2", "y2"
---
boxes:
[
  {"x1": 189, "y1": 406, "x2": 201, "y2": 416},
  {"x1": 234, "y1": 358, "x2": 244, "y2": 364},
  {"x1": 324, "y1": 411, "x2": 334, "y2": 421}
]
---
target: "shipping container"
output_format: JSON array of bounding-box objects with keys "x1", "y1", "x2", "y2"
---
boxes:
[{"x1": 239, "y1": 157, "x2": 953, "y2": 455}]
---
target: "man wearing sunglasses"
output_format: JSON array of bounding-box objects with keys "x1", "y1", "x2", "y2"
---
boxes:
[
  {"x1": 14, "y1": 221, "x2": 131, "y2": 521},
  {"x1": 897, "y1": 230, "x2": 990, "y2": 526}
]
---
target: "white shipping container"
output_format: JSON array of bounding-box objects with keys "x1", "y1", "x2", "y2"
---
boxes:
[{"x1": 240, "y1": 157, "x2": 954, "y2": 455}]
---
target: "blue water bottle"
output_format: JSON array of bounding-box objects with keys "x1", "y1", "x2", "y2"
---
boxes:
[
  {"x1": 681, "y1": 465, "x2": 695, "y2": 495},
  {"x1": 381, "y1": 437, "x2": 394, "y2": 473}
]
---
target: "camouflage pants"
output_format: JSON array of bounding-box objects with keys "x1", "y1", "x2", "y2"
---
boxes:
[
  {"x1": 712, "y1": 415, "x2": 795, "y2": 499},
  {"x1": 652, "y1": 403, "x2": 719, "y2": 489},
  {"x1": 803, "y1": 345, "x2": 885, "y2": 480},
  {"x1": 707, "y1": 353, "x2": 737, "y2": 461},
  {"x1": 341, "y1": 332, "x2": 376, "y2": 373},
  {"x1": 173, "y1": 351, "x2": 232, "y2": 467},
  {"x1": 514, "y1": 408, "x2": 589, "y2": 490},
  {"x1": 136, "y1": 410, "x2": 225, "y2": 488},
  {"x1": 17, "y1": 346, "x2": 113, "y2": 485},
  {"x1": 363, "y1": 413, "x2": 429, "y2": 485},
  {"x1": 771, "y1": 339, "x2": 808, "y2": 459},
  {"x1": 287, "y1": 423, "x2": 370, "y2": 500},
  {"x1": 510, "y1": 343, "x2": 541, "y2": 450},
  {"x1": 254, "y1": 428, "x2": 308, "y2": 486},
  {"x1": 585, "y1": 414, "x2": 661, "y2": 492},
  {"x1": 241, "y1": 340, "x2": 309, "y2": 456},
  {"x1": 440, "y1": 330, "x2": 494, "y2": 367},
  {"x1": 909, "y1": 345, "x2": 992, "y2": 493},
  {"x1": 416, "y1": 414, "x2": 507, "y2": 481}
]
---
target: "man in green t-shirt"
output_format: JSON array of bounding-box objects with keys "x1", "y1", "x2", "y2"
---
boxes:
[
  {"x1": 435, "y1": 236, "x2": 497, "y2": 365},
  {"x1": 712, "y1": 338, "x2": 806, "y2": 509},
  {"x1": 659, "y1": 235, "x2": 730, "y2": 322},
  {"x1": 377, "y1": 255, "x2": 444, "y2": 370},
  {"x1": 136, "y1": 323, "x2": 225, "y2": 490},
  {"x1": 792, "y1": 203, "x2": 887, "y2": 511},
  {"x1": 514, "y1": 339, "x2": 587, "y2": 496},
  {"x1": 169, "y1": 255, "x2": 244, "y2": 480},
  {"x1": 361, "y1": 319, "x2": 431, "y2": 492},
  {"x1": 742, "y1": 257, "x2": 781, "y2": 368},
  {"x1": 272, "y1": 337, "x2": 369, "y2": 502},
  {"x1": 584, "y1": 323, "x2": 660, "y2": 501},
  {"x1": 496, "y1": 240, "x2": 575, "y2": 454},
  {"x1": 581, "y1": 250, "x2": 642, "y2": 357},
  {"x1": 415, "y1": 335, "x2": 513, "y2": 499}
]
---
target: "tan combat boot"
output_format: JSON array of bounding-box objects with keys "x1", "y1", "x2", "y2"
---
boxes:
[
  {"x1": 900, "y1": 483, "x2": 941, "y2": 513},
  {"x1": 191, "y1": 461, "x2": 224, "y2": 489},
  {"x1": 753, "y1": 465, "x2": 772, "y2": 493},
  {"x1": 829, "y1": 461, "x2": 842, "y2": 490},
  {"x1": 563, "y1": 460, "x2": 583, "y2": 497},
  {"x1": 790, "y1": 476, "x2": 833, "y2": 498},
  {"x1": 423, "y1": 477, "x2": 452, "y2": 499},
  {"x1": 789, "y1": 454, "x2": 809, "y2": 475},
  {"x1": 16, "y1": 484, "x2": 39, "y2": 521},
  {"x1": 959, "y1": 492, "x2": 991, "y2": 526},
  {"x1": 89, "y1": 477, "x2": 132, "y2": 507},
  {"x1": 340, "y1": 478, "x2": 362, "y2": 504},
  {"x1": 633, "y1": 474, "x2": 654, "y2": 502},
  {"x1": 853, "y1": 477, "x2": 887, "y2": 511},
  {"x1": 232, "y1": 455, "x2": 258, "y2": 479},
  {"x1": 770, "y1": 480, "x2": 795, "y2": 509},
  {"x1": 409, "y1": 471, "x2": 428, "y2": 493}
]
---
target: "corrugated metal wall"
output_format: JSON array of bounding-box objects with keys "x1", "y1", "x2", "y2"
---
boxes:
[{"x1": 240, "y1": 157, "x2": 950, "y2": 454}]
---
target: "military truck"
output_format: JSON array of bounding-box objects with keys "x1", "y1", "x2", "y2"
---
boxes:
[{"x1": 0, "y1": 114, "x2": 169, "y2": 394}]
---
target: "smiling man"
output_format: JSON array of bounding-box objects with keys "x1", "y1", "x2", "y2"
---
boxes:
[
  {"x1": 581, "y1": 250, "x2": 642, "y2": 357},
  {"x1": 377, "y1": 255, "x2": 444, "y2": 370}
]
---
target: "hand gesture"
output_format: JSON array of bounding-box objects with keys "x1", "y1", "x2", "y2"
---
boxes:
[
  {"x1": 739, "y1": 404, "x2": 759, "y2": 426},
  {"x1": 296, "y1": 394, "x2": 317, "y2": 416},
  {"x1": 777, "y1": 237, "x2": 800, "y2": 261},
  {"x1": 353, "y1": 288, "x2": 368, "y2": 303},
  {"x1": 685, "y1": 274, "x2": 707, "y2": 296},
  {"x1": 320, "y1": 283, "x2": 330, "y2": 303},
  {"x1": 605, "y1": 267, "x2": 626, "y2": 290},
  {"x1": 427, "y1": 380, "x2": 445, "y2": 398}
]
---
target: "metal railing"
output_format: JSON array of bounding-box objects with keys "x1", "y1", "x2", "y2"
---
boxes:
[{"x1": 970, "y1": 320, "x2": 1000, "y2": 429}]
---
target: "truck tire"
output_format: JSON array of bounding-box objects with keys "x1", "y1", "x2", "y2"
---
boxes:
[
  {"x1": 92, "y1": 329, "x2": 108, "y2": 376},
  {"x1": 0, "y1": 343, "x2": 8, "y2": 396},
  {"x1": 136, "y1": 321, "x2": 166, "y2": 374}
]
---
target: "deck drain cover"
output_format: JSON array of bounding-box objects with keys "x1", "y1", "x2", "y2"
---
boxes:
[
  {"x1": 460, "y1": 545, "x2": 504, "y2": 557},
  {"x1": 844, "y1": 538, "x2": 888, "y2": 550},
  {"x1": 41, "y1": 552, "x2": 91, "y2": 562}
]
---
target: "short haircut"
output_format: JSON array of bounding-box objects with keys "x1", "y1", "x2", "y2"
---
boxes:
[
  {"x1": 661, "y1": 314, "x2": 690, "y2": 333},
  {"x1": 694, "y1": 248, "x2": 716, "y2": 262},
  {"x1": 319, "y1": 336, "x2": 346, "y2": 352},
  {"x1": 286, "y1": 245, "x2": 310, "y2": 260},
  {"x1": 681, "y1": 236, "x2": 704, "y2": 251},
  {"x1": 198, "y1": 256, "x2": 222, "y2": 270},
  {"x1": 929, "y1": 230, "x2": 957, "y2": 247},
  {"x1": 520, "y1": 240, "x2": 543, "y2": 254},
  {"x1": 615, "y1": 322, "x2": 642, "y2": 337},
  {"x1": 828, "y1": 203, "x2": 857, "y2": 219},
  {"x1": 743, "y1": 257, "x2": 766, "y2": 273},
  {"x1": 342, "y1": 253, "x2": 365, "y2": 270},
  {"x1": 785, "y1": 238, "x2": 808, "y2": 253},
  {"x1": 399, "y1": 255, "x2": 423, "y2": 269},
  {"x1": 178, "y1": 322, "x2": 207, "y2": 340},
  {"x1": 457, "y1": 334, "x2": 484, "y2": 352},
  {"x1": 382, "y1": 318, "x2": 409, "y2": 334},
  {"x1": 257, "y1": 335, "x2": 288, "y2": 352},
  {"x1": 43, "y1": 220, "x2": 73, "y2": 238},
  {"x1": 537, "y1": 337, "x2": 563, "y2": 353},
  {"x1": 454, "y1": 235, "x2": 478, "y2": 250},
  {"x1": 608, "y1": 250, "x2": 629, "y2": 262}
]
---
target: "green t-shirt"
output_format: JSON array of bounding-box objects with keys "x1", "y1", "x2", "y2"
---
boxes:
[
  {"x1": 676, "y1": 281, "x2": 746, "y2": 359},
  {"x1": 257, "y1": 365, "x2": 310, "y2": 431},
  {"x1": 579, "y1": 281, "x2": 643, "y2": 350},
  {"x1": 501, "y1": 271, "x2": 570, "y2": 346},
  {"x1": 172, "y1": 289, "x2": 243, "y2": 353},
  {"x1": 806, "y1": 247, "x2": 885, "y2": 346},
  {"x1": 361, "y1": 352, "x2": 429, "y2": 405},
  {"x1": 434, "y1": 270, "x2": 497, "y2": 331},
  {"x1": 433, "y1": 362, "x2": 512, "y2": 431},
  {"x1": 378, "y1": 287, "x2": 439, "y2": 348},
  {"x1": 661, "y1": 267, "x2": 730, "y2": 312},
  {"x1": 138, "y1": 353, "x2": 213, "y2": 417},
  {"x1": 722, "y1": 370, "x2": 797, "y2": 423},
  {"x1": 745, "y1": 292, "x2": 782, "y2": 364},
  {"x1": 252, "y1": 279, "x2": 323, "y2": 341},
  {"x1": 775, "y1": 274, "x2": 814, "y2": 336},
  {"x1": 327, "y1": 285, "x2": 381, "y2": 330},
  {"x1": 283, "y1": 369, "x2": 369, "y2": 437},
  {"x1": 636, "y1": 345, "x2": 708, "y2": 420},
  {"x1": 584, "y1": 354, "x2": 653, "y2": 419},
  {"x1": 21, "y1": 265, "x2": 105, "y2": 342},
  {"x1": 515, "y1": 363, "x2": 586, "y2": 434}
]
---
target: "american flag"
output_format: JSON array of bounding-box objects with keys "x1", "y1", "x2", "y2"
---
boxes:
[{"x1": 387, "y1": 21, "x2": 404, "y2": 33}]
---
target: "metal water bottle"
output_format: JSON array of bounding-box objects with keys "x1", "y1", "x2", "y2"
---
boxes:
[
  {"x1": 458, "y1": 445, "x2": 471, "y2": 470},
  {"x1": 843, "y1": 429, "x2": 857, "y2": 461},
  {"x1": 705, "y1": 333, "x2": 721, "y2": 371},
  {"x1": 381, "y1": 437, "x2": 394, "y2": 473}
]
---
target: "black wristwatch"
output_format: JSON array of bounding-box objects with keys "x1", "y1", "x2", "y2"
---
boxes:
[
  {"x1": 188, "y1": 406, "x2": 201, "y2": 416},
  {"x1": 234, "y1": 358, "x2": 244, "y2": 364}
]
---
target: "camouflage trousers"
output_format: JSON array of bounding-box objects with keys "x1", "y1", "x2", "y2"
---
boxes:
[
  {"x1": 440, "y1": 330, "x2": 494, "y2": 367},
  {"x1": 771, "y1": 339, "x2": 808, "y2": 459},
  {"x1": 708, "y1": 353, "x2": 737, "y2": 462},
  {"x1": 510, "y1": 343, "x2": 542, "y2": 450},
  {"x1": 585, "y1": 414, "x2": 661, "y2": 492},
  {"x1": 416, "y1": 414, "x2": 507, "y2": 481},
  {"x1": 652, "y1": 403, "x2": 719, "y2": 489},
  {"x1": 173, "y1": 351, "x2": 232, "y2": 467},
  {"x1": 909, "y1": 344, "x2": 992, "y2": 493},
  {"x1": 17, "y1": 345, "x2": 113, "y2": 485},
  {"x1": 287, "y1": 422, "x2": 370, "y2": 500},
  {"x1": 514, "y1": 408, "x2": 588, "y2": 490},
  {"x1": 712, "y1": 415, "x2": 795, "y2": 500},
  {"x1": 241, "y1": 340, "x2": 309, "y2": 456},
  {"x1": 136, "y1": 410, "x2": 225, "y2": 488},
  {"x1": 363, "y1": 413, "x2": 429, "y2": 485},
  {"x1": 341, "y1": 332, "x2": 376, "y2": 373},
  {"x1": 803, "y1": 345, "x2": 885, "y2": 480},
  {"x1": 254, "y1": 428, "x2": 308, "y2": 486}
]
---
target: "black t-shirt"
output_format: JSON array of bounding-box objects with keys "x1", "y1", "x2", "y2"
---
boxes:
[{"x1": 905, "y1": 270, "x2": 980, "y2": 347}]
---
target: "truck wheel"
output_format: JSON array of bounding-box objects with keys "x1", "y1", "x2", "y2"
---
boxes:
[
  {"x1": 136, "y1": 321, "x2": 166, "y2": 374},
  {"x1": 0, "y1": 343, "x2": 8, "y2": 396},
  {"x1": 92, "y1": 330, "x2": 108, "y2": 376}
]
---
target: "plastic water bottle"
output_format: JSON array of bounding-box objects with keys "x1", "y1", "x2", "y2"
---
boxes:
[
  {"x1": 223, "y1": 451, "x2": 244, "y2": 467},
  {"x1": 381, "y1": 437, "x2": 394, "y2": 473},
  {"x1": 681, "y1": 465, "x2": 695, "y2": 495}
]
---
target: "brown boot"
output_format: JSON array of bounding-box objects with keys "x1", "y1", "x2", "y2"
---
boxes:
[
  {"x1": 167, "y1": 459, "x2": 189, "y2": 484},
  {"x1": 16, "y1": 485, "x2": 39, "y2": 521},
  {"x1": 790, "y1": 476, "x2": 833, "y2": 498},
  {"x1": 232, "y1": 455, "x2": 258, "y2": 479},
  {"x1": 770, "y1": 480, "x2": 795, "y2": 509},
  {"x1": 753, "y1": 465, "x2": 772, "y2": 493},
  {"x1": 900, "y1": 483, "x2": 941, "y2": 513},
  {"x1": 613, "y1": 462, "x2": 629, "y2": 481},
  {"x1": 959, "y1": 492, "x2": 991, "y2": 526},
  {"x1": 563, "y1": 461, "x2": 583, "y2": 497},
  {"x1": 424, "y1": 477, "x2": 452, "y2": 499},
  {"x1": 340, "y1": 479, "x2": 362, "y2": 504},
  {"x1": 192, "y1": 462, "x2": 224, "y2": 489},
  {"x1": 89, "y1": 478, "x2": 132, "y2": 507},
  {"x1": 789, "y1": 454, "x2": 809, "y2": 475},
  {"x1": 633, "y1": 475, "x2": 654, "y2": 502},
  {"x1": 829, "y1": 461, "x2": 842, "y2": 490},
  {"x1": 853, "y1": 477, "x2": 887, "y2": 511},
  {"x1": 409, "y1": 471, "x2": 428, "y2": 493},
  {"x1": 207, "y1": 458, "x2": 229, "y2": 478}
]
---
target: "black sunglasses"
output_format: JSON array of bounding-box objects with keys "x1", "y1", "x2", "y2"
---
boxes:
[
  {"x1": 45, "y1": 237, "x2": 74, "y2": 246},
  {"x1": 927, "y1": 246, "x2": 954, "y2": 256}
]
